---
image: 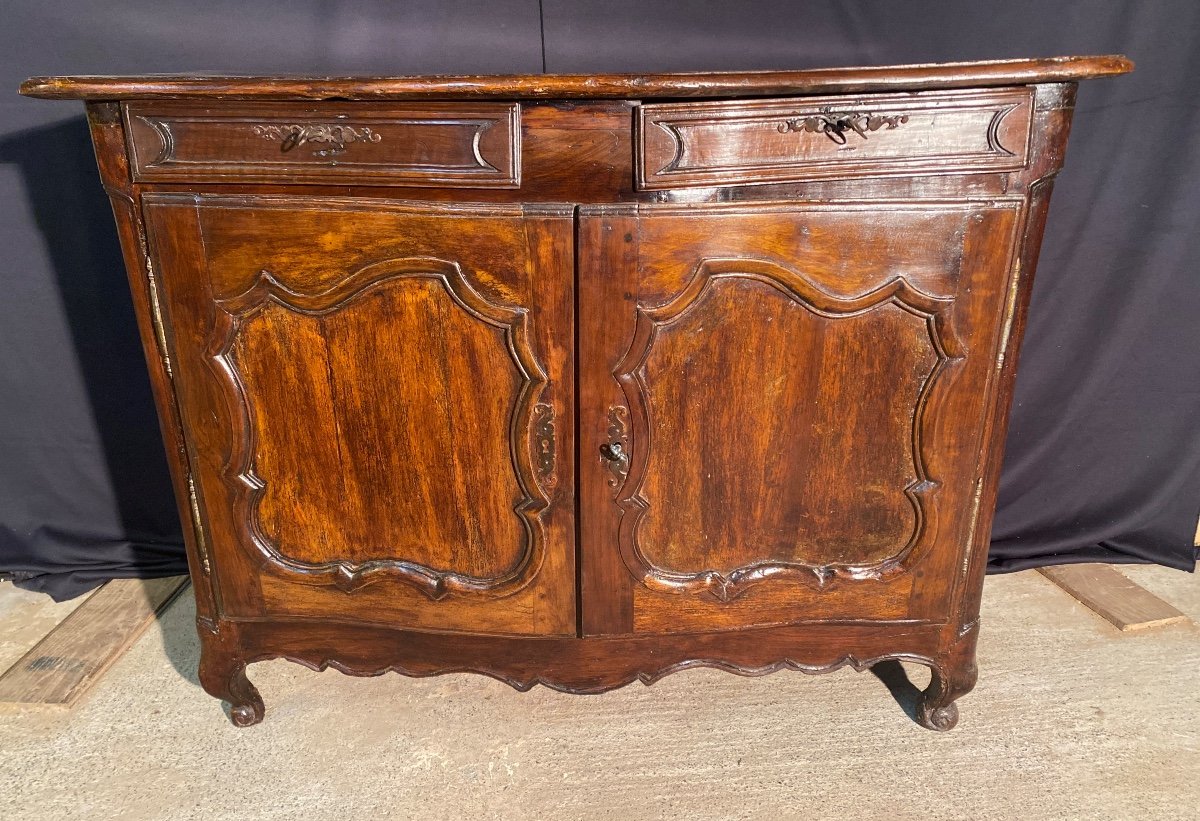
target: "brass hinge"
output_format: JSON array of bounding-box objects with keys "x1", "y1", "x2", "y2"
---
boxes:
[
  {"x1": 187, "y1": 474, "x2": 211, "y2": 575},
  {"x1": 960, "y1": 476, "x2": 986, "y2": 581},
  {"x1": 144, "y1": 255, "x2": 174, "y2": 379},
  {"x1": 995, "y1": 259, "x2": 1023, "y2": 374}
]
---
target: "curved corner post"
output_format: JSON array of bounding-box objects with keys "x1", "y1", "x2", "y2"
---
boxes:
[
  {"x1": 916, "y1": 619, "x2": 980, "y2": 731},
  {"x1": 197, "y1": 618, "x2": 264, "y2": 727}
]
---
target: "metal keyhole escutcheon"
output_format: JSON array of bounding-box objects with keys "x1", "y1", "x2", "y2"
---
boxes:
[{"x1": 599, "y1": 440, "x2": 630, "y2": 486}]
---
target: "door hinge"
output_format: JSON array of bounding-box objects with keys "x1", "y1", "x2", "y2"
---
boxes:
[
  {"x1": 187, "y1": 474, "x2": 211, "y2": 575},
  {"x1": 144, "y1": 255, "x2": 174, "y2": 379}
]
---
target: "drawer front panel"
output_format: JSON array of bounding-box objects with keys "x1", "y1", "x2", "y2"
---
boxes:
[
  {"x1": 125, "y1": 101, "x2": 520, "y2": 186},
  {"x1": 636, "y1": 88, "x2": 1033, "y2": 189}
]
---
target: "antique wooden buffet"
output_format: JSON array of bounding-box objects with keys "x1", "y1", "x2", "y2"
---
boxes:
[{"x1": 21, "y1": 56, "x2": 1132, "y2": 729}]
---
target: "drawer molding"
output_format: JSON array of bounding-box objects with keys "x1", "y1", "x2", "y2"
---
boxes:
[
  {"x1": 125, "y1": 101, "x2": 521, "y2": 187},
  {"x1": 637, "y1": 88, "x2": 1034, "y2": 189}
]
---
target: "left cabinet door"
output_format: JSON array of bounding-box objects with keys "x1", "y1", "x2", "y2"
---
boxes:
[{"x1": 143, "y1": 194, "x2": 576, "y2": 636}]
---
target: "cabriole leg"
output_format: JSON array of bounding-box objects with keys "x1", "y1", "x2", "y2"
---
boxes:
[
  {"x1": 197, "y1": 618, "x2": 264, "y2": 727},
  {"x1": 916, "y1": 657, "x2": 977, "y2": 731},
  {"x1": 916, "y1": 620, "x2": 980, "y2": 731}
]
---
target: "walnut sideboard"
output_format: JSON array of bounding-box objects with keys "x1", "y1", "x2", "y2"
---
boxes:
[{"x1": 21, "y1": 56, "x2": 1132, "y2": 729}]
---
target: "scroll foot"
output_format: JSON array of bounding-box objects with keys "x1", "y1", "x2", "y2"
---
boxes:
[
  {"x1": 197, "y1": 619, "x2": 265, "y2": 727},
  {"x1": 916, "y1": 658, "x2": 977, "y2": 732}
]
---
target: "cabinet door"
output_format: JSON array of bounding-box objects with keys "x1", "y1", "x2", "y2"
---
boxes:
[
  {"x1": 579, "y1": 201, "x2": 1023, "y2": 635},
  {"x1": 144, "y1": 195, "x2": 575, "y2": 636}
]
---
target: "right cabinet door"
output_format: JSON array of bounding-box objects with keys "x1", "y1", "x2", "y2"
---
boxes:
[{"x1": 579, "y1": 200, "x2": 1024, "y2": 635}]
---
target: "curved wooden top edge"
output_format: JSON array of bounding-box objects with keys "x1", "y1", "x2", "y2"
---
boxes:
[{"x1": 20, "y1": 55, "x2": 1132, "y2": 101}]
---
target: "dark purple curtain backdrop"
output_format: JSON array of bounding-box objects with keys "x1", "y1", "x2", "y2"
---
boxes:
[{"x1": 1, "y1": 1, "x2": 1196, "y2": 599}]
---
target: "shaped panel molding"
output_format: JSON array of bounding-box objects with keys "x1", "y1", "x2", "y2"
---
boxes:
[
  {"x1": 612, "y1": 258, "x2": 966, "y2": 601},
  {"x1": 207, "y1": 256, "x2": 551, "y2": 599}
]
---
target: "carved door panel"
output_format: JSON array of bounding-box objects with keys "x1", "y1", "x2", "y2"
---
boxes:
[
  {"x1": 144, "y1": 195, "x2": 576, "y2": 636},
  {"x1": 579, "y1": 201, "x2": 1024, "y2": 635}
]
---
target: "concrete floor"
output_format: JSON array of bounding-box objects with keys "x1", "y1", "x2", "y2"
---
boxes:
[{"x1": 1, "y1": 567, "x2": 1197, "y2": 821}]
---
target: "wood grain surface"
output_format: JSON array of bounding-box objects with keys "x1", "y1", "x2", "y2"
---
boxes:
[
  {"x1": 1039, "y1": 564, "x2": 1190, "y2": 631},
  {"x1": 0, "y1": 577, "x2": 187, "y2": 707},
  {"x1": 17, "y1": 58, "x2": 1132, "y2": 730},
  {"x1": 20, "y1": 55, "x2": 1131, "y2": 100}
]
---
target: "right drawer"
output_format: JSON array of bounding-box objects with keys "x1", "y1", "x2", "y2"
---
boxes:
[{"x1": 635, "y1": 87, "x2": 1034, "y2": 190}]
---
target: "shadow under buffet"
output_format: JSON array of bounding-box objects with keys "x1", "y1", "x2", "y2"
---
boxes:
[{"x1": 20, "y1": 55, "x2": 1132, "y2": 729}]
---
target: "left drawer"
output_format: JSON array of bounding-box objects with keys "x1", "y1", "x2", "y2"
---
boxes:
[{"x1": 123, "y1": 101, "x2": 521, "y2": 187}]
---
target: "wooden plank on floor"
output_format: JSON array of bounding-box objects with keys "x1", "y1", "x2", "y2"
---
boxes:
[
  {"x1": 0, "y1": 581, "x2": 99, "y2": 676},
  {"x1": 1038, "y1": 564, "x2": 1190, "y2": 632},
  {"x1": 0, "y1": 576, "x2": 188, "y2": 707}
]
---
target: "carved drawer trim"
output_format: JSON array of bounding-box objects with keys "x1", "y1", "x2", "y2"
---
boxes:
[
  {"x1": 124, "y1": 101, "x2": 520, "y2": 187},
  {"x1": 636, "y1": 88, "x2": 1033, "y2": 189}
]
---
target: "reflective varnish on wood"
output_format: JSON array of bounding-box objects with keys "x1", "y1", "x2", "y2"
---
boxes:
[{"x1": 20, "y1": 56, "x2": 1132, "y2": 730}]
